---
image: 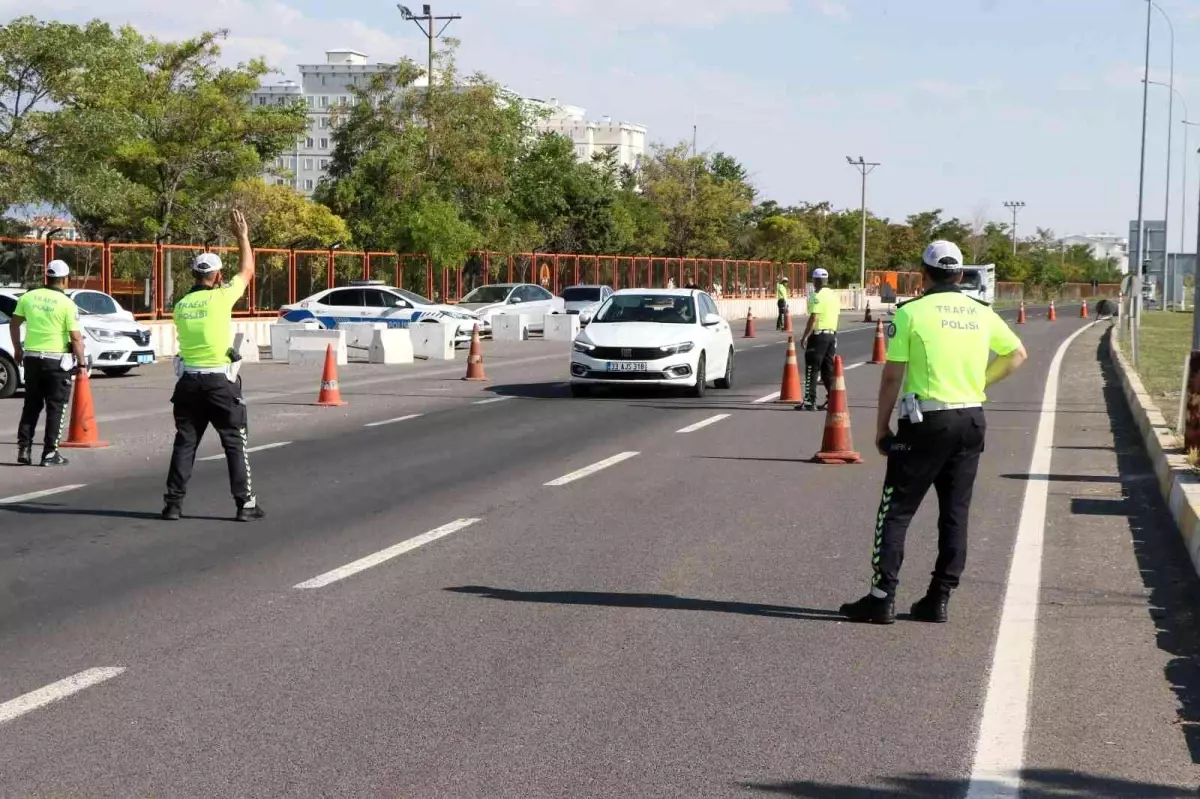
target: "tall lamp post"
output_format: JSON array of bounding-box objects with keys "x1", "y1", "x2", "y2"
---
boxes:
[
  {"x1": 398, "y1": 4, "x2": 462, "y2": 162},
  {"x1": 1002, "y1": 201, "x2": 1025, "y2": 255},
  {"x1": 1151, "y1": 4, "x2": 1176, "y2": 310},
  {"x1": 1132, "y1": 0, "x2": 1154, "y2": 367},
  {"x1": 846, "y1": 156, "x2": 879, "y2": 294},
  {"x1": 1149, "y1": 81, "x2": 1190, "y2": 309}
]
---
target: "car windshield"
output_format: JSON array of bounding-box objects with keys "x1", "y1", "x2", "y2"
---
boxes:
[
  {"x1": 960, "y1": 271, "x2": 984, "y2": 291},
  {"x1": 391, "y1": 289, "x2": 432, "y2": 305},
  {"x1": 460, "y1": 286, "x2": 512, "y2": 304},
  {"x1": 592, "y1": 294, "x2": 695, "y2": 325},
  {"x1": 563, "y1": 287, "x2": 602, "y2": 302}
]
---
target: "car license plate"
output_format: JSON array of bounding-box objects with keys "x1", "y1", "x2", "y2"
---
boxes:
[
  {"x1": 136, "y1": 353, "x2": 155, "y2": 364},
  {"x1": 607, "y1": 361, "x2": 647, "y2": 372}
]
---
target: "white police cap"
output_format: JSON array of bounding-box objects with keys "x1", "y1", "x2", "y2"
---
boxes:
[
  {"x1": 812, "y1": 267, "x2": 830, "y2": 280},
  {"x1": 922, "y1": 240, "x2": 964, "y2": 271},
  {"x1": 192, "y1": 252, "x2": 224, "y2": 273},
  {"x1": 46, "y1": 260, "x2": 70, "y2": 278}
]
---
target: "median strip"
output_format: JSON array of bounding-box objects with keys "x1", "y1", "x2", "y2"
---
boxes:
[
  {"x1": 200, "y1": 441, "x2": 291, "y2": 462},
  {"x1": 364, "y1": 414, "x2": 424, "y2": 428},
  {"x1": 545, "y1": 452, "x2": 640, "y2": 486},
  {"x1": 0, "y1": 667, "x2": 126, "y2": 726},
  {"x1": 294, "y1": 518, "x2": 482, "y2": 589},
  {"x1": 676, "y1": 414, "x2": 731, "y2": 434}
]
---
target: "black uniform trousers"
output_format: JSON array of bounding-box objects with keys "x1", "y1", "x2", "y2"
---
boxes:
[
  {"x1": 803, "y1": 332, "x2": 837, "y2": 405},
  {"x1": 871, "y1": 407, "x2": 986, "y2": 597},
  {"x1": 17, "y1": 356, "x2": 73, "y2": 454},
  {"x1": 776, "y1": 299, "x2": 788, "y2": 330},
  {"x1": 165, "y1": 373, "x2": 255, "y2": 505}
]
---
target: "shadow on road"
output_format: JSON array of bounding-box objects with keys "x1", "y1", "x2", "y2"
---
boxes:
[
  {"x1": 445, "y1": 586, "x2": 846, "y2": 622},
  {"x1": 0, "y1": 504, "x2": 228, "y2": 522},
  {"x1": 1096, "y1": 330, "x2": 1200, "y2": 765},
  {"x1": 740, "y1": 768, "x2": 1195, "y2": 797}
]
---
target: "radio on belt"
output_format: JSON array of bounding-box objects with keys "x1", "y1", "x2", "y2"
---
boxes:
[{"x1": 900, "y1": 393, "x2": 924, "y2": 424}]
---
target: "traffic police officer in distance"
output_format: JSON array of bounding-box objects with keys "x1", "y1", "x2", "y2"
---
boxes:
[
  {"x1": 162, "y1": 209, "x2": 265, "y2": 522},
  {"x1": 9, "y1": 260, "x2": 87, "y2": 467},
  {"x1": 795, "y1": 267, "x2": 839, "y2": 411},
  {"x1": 775, "y1": 275, "x2": 790, "y2": 331},
  {"x1": 840, "y1": 241, "x2": 1027, "y2": 625}
]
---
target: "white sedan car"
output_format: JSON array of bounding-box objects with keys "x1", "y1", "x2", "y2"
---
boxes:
[
  {"x1": 279, "y1": 281, "x2": 485, "y2": 344},
  {"x1": 569, "y1": 288, "x2": 734, "y2": 397},
  {"x1": 456, "y1": 283, "x2": 565, "y2": 333}
]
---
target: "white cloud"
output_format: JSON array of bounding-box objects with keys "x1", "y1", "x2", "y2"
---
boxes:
[
  {"x1": 509, "y1": 0, "x2": 792, "y2": 28},
  {"x1": 810, "y1": 0, "x2": 850, "y2": 21}
]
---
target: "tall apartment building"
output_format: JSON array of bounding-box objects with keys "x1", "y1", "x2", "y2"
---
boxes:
[{"x1": 250, "y1": 50, "x2": 648, "y2": 196}]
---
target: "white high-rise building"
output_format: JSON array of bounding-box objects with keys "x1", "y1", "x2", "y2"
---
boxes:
[{"x1": 251, "y1": 50, "x2": 648, "y2": 196}]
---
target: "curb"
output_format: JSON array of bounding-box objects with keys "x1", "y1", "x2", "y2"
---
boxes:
[{"x1": 1107, "y1": 326, "x2": 1200, "y2": 574}]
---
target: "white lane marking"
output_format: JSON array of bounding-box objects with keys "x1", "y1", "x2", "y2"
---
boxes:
[
  {"x1": 200, "y1": 441, "x2": 291, "y2": 462},
  {"x1": 364, "y1": 414, "x2": 424, "y2": 428},
  {"x1": 0, "y1": 667, "x2": 126, "y2": 726},
  {"x1": 752, "y1": 391, "x2": 781, "y2": 404},
  {"x1": 753, "y1": 343, "x2": 772, "y2": 349},
  {"x1": 676, "y1": 414, "x2": 731, "y2": 434},
  {"x1": 545, "y1": 452, "x2": 640, "y2": 487},
  {"x1": 0, "y1": 485, "x2": 86, "y2": 506},
  {"x1": 294, "y1": 518, "x2": 481, "y2": 589},
  {"x1": 966, "y1": 321, "x2": 1096, "y2": 798},
  {"x1": 845, "y1": 362, "x2": 865, "y2": 371},
  {"x1": 473, "y1": 396, "x2": 514, "y2": 406}
]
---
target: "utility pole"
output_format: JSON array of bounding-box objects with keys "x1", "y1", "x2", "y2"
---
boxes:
[
  {"x1": 1133, "y1": 0, "x2": 1153, "y2": 366},
  {"x1": 846, "y1": 156, "x2": 879, "y2": 292},
  {"x1": 397, "y1": 4, "x2": 461, "y2": 161},
  {"x1": 1003, "y1": 201, "x2": 1025, "y2": 256}
]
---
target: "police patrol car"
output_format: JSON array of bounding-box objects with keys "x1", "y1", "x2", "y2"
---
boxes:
[{"x1": 279, "y1": 281, "x2": 486, "y2": 344}]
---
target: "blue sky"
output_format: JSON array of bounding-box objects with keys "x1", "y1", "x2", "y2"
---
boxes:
[{"x1": 7, "y1": 0, "x2": 1199, "y2": 248}]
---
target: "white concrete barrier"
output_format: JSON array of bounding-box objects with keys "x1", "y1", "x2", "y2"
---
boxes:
[
  {"x1": 270, "y1": 321, "x2": 318, "y2": 361},
  {"x1": 232, "y1": 332, "x2": 259, "y2": 364},
  {"x1": 411, "y1": 322, "x2": 456, "y2": 361},
  {"x1": 493, "y1": 314, "x2": 531, "y2": 341},
  {"x1": 544, "y1": 314, "x2": 580, "y2": 342},
  {"x1": 716, "y1": 297, "x2": 808, "y2": 322},
  {"x1": 150, "y1": 318, "x2": 279, "y2": 359},
  {"x1": 368, "y1": 328, "x2": 414, "y2": 365},
  {"x1": 288, "y1": 328, "x2": 347, "y2": 368},
  {"x1": 341, "y1": 323, "x2": 387, "y2": 357}
]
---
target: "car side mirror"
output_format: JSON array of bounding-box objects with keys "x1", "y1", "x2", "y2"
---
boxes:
[
  {"x1": 509, "y1": 296, "x2": 523, "y2": 304},
  {"x1": 702, "y1": 313, "x2": 723, "y2": 327},
  {"x1": 393, "y1": 299, "x2": 408, "y2": 308}
]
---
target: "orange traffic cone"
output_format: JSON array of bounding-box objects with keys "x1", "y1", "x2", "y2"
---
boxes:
[
  {"x1": 463, "y1": 324, "x2": 487, "y2": 381},
  {"x1": 744, "y1": 308, "x2": 756, "y2": 339},
  {"x1": 871, "y1": 319, "x2": 887, "y2": 364},
  {"x1": 778, "y1": 336, "x2": 803, "y2": 403},
  {"x1": 314, "y1": 344, "x2": 348, "y2": 407},
  {"x1": 1017, "y1": 302, "x2": 1027, "y2": 325},
  {"x1": 1048, "y1": 300, "x2": 1057, "y2": 322},
  {"x1": 60, "y1": 371, "x2": 108, "y2": 449},
  {"x1": 783, "y1": 309, "x2": 793, "y2": 333},
  {"x1": 1080, "y1": 301, "x2": 1089, "y2": 319},
  {"x1": 812, "y1": 356, "x2": 862, "y2": 464}
]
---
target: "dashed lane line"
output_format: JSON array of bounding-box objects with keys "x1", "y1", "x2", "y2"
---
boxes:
[
  {"x1": 294, "y1": 518, "x2": 482, "y2": 589},
  {"x1": 473, "y1": 396, "x2": 515, "y2": 405},
  {"x1": 676, "y1": 414, "x2": 731, "y2": 434},
  {"x1": 199, "y1": 441, "x2": 291, "y2": 462},
  {"x1": 364, "y1": 414, "x2": 424, "y2": 428},
  {"x1": 0, "y1": 667, "x2": 126, "y2": 726},
  {"x1": 752, "y1": 391, "x2": 782, "y2": 404},
  {"x1": 0, "y1": 485, "x2": 87, "y2": 506},
  {"x1": 965, "y1": 321, "x2": 1097, "y2": 798},
  {"x1": 545, "y1": 452, "x2": 640, "y2": 487}
]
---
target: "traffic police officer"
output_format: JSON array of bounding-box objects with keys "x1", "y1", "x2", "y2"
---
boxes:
[
  {"x1": 775, "y1": 275, "x2": 790, "y2": 331},
  {"x1": 840, "y1": 241, "x2": 1027, "y2": 625},
  {"x1": 795, "y1": 267, "x2": 839, "y2": 411},
  {"x1": 9, "y1": 260, "x2": 87, "y2": 467},
  {"x1": 162, "y1": 210, "x2": 265, "y2": 522}
]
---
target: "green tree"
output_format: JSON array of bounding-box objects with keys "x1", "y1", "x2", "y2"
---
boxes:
[
  {"x1": 753, "y1": 215, "x2": 819, "y2": 263},
  {"x1": 638, "y1": 143, "x2": 753, "y2": 258},
  {"x1": 184, "y1": 179, "x2": 351, "y2": 248}
]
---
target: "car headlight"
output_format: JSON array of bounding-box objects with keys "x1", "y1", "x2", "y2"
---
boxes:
[
  {"x1": 85, "y1": 327, "x2": 121, "y2": 343},
  {"x1": 573, "y1": 339, "x2": 596, "y2": 354},
  {"x1": 659, "y1": 342, "x2": 694, "y2": 356}
]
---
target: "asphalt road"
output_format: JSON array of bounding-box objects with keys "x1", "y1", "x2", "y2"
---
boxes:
[{"x1": 2, "y1": 304, "x2": 1197, "y2": 797}]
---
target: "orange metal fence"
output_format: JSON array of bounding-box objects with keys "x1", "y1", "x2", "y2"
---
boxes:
[{"x1": 0, "y1": 237, "x2": 810, "y2": 319}]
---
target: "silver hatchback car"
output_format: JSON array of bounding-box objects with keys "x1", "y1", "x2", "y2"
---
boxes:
[{"x1": 561, "y1": 285, "x2": 614, "y2": 323}]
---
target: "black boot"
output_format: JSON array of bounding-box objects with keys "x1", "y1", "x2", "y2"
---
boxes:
[
  {"x1": 161, "y1": 501, "x2": 182, "y2": 521},
  {"x1": 839, "y1": 593, "x2": 896, "y2": 625},
  {"x1": 235, "y1": 499, "x2": 266, "y2": 523},
  {"x1": 911, "y1": 592, "x2": 950, "y2": 623},
  {"x1": 40, "y1": 450, "x2": 69, "y2": 467},
  {"x1": 17, "y1": 446, "x2": 32, "y2": 466}
]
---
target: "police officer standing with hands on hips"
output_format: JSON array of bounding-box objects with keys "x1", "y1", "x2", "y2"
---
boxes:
[
  {"x1": 840, "y1": 241, "x2": 1027, "y2": 625},
  {"x1": 795, "y1": 267, "x2": 839, "y2": 411},
  {"x1": 10, "y1": 260, "x2": 87, "y2": 467},
  {"x1": 162, "y1": 209, "x2": 265, "y2": 523}
]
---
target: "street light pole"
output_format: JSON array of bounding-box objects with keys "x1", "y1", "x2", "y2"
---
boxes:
[
  {"x1": 1152, "y1": 3, "x2": 1175, "y2": 308},
  {"x1": 397, "y1": 4, "x2": 462, "y2": 162},
  {"x1": 846, "y1": 156, "x2": 879, "y2": 293},
  {"x1": 1003, "y1": 201, "x2": 1025, "y2": 255},
  {"x1": 1133, "y1": 0, "x2": 1153, "y2": 367}
]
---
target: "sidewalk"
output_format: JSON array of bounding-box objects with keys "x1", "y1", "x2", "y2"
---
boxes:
[{"x1": 1023, "y1": 324, "x2": 1200, "y2": 793}]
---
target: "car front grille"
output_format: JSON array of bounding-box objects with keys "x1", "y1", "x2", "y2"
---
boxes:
[
  {"x1": 583, "y1": 370, "x2": 671, "y2": 381},
  {"x1": 121, "y1": 330, "x2": 151, "y2": 346},
  {"x1": 590, "y1": 346, "x2": 664, "y2": 361}
]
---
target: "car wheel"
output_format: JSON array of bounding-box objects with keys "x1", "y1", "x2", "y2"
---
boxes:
[
  {"x1": 0, "y1": 355, "x2": 16, "y2": 399},
  {"x1": 101, "y1": 366, "x2": 135, "y2": 377},
  {"x1": 714, "y1": 348, "x2": 734, "y2": 389},
  {"x1": 689, "y1": 354, "x2": 707, "y2": 398},
  {"x1": 570, "y1": 383, "x2": 591, "y2": 398}
]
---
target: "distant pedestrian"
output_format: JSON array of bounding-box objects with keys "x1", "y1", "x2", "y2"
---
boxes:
[
  {"x1": 839, "y1": 241, "x2": 1028, "y2": 625},
  {"x1": 795, "y1": 268, "x2": 838, "y2": 411},
  {"x1": 9, "y1": 260, "x2": 87, "y2": 467},
  {"x1": 775, "y1": 276, "x2": 790, "y2": 330},
  {"x1": 162, "y1": 210, "x2": 265, "y2": 523}
]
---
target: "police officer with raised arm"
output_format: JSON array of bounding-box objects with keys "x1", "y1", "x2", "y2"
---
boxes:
[
  {"x1": 162, "y1": 209, "x2": 265, "y2": 522},
  {"x1": 795, "y1": 267, "x2": 839, "y2": 411},
  {"x1": 10, "y1": 260, "x2": 87, "y2": 467},
  {"x1": 840, "y1": 241, "x2": 1027, "y2": 625}
]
